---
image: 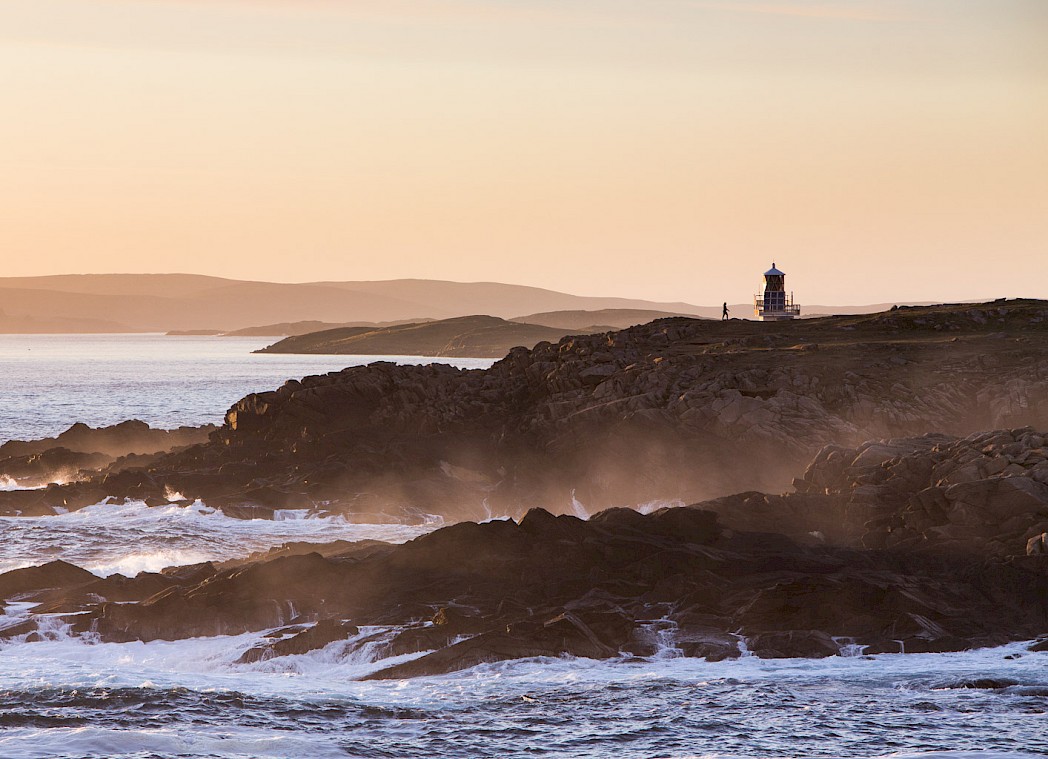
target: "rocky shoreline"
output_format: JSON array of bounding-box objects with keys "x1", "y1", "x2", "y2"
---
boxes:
[
  {"x1": 0, "y1": 300, "x2": 1046, "y2": 675},
  {"x1": 0, "y1": 420, "x2": 213, "y2": 494},
  {"x1": 0, "y1": 425, "x2": 1045, "y2": 676}
]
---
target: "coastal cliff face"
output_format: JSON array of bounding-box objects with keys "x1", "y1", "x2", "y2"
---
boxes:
[{"x1": 3, "y1": 299, "x2": 1047, "y2": 520}]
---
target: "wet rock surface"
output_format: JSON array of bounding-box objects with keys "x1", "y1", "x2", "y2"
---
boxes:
[
  {"x1": 236, "y1": 618, "x2": 360, "y2": 663},
  {"x1": 1, "y1": 495, "x2": 1044, "y2": 677}
]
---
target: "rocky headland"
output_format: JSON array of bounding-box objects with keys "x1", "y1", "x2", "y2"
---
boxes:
[{"x1": 3, "y1": 298, "x2": 1045, "y2": 521}]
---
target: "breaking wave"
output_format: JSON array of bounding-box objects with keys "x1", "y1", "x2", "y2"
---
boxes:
[
  {"x1": 0, "y1": 499, "x2": 439, "y2": 576},
  {"x1": 0, "y1": 617, "x2": 1044, "y2": 759}
]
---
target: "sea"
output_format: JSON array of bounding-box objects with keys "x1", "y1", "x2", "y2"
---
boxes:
[
  {"x1": 0, "y1": 334, "x2": 492, "y2": 443},
  {"x1": 0, "y1": 335, "x2": 1044, "y2": 759}
]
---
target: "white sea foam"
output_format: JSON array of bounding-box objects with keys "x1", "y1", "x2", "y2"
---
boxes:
[
  {"x1": 668, "y1": 754, "x2": 1041, "y2": 759},
  {"x1": 0, "y1": 623, "x2": 1043, "y2": 758},
  {"x1": 637, "y1": 498, "x2": 686, "y2": 514},
  {"x1": 0, "y1": 499, "x2": 438, "y2": 576},
  {"x1": 0, "y1": 727, "x2": 352, "y2": 759},
  {"x1": 0, "y1": 624, "x2": 1041, "y2": 706},
  {"x1": 569, "y1": 489, "x2": 590, "y2": 520}
]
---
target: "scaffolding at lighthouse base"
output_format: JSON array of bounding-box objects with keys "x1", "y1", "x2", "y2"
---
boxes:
[{"x1": 754, "y1": 292, "x2": 801, "y2": 321}]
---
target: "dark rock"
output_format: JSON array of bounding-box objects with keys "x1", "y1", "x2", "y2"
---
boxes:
[
  {"x1": 160, "y1": 562, "x2": 216, "y2": 584},
  {"x1": 0, "y1": 619, "x2": 38, "y2": 638},
  {"x1": 263, "y1": 625, "x2": 308, "y2": 639},
  {"x1": 675, "y1": 630, "x2": 741, "y2": 661},
  {"x1": 0, "y1": 447, "x2": 112, "y2": 488},
  {"x1": 746, "y1": 630, "x2": 841, "y2": 659},
  {"x1": 362, "y1": 619, "x2": 623, "y2": 681},
  {"x1": 93, "y1": 552, "x2": 346, "y2": 641},
  {"x1": 0, "y1": 561, "x2": 96, "y2": 600},
  {"x1": 0, "y1": 420, "x2": 214, "y2": 459},
  {"x1": 940, "y1": 678, "x2": 1020, "y2": 690},
  {"x1": 28, "y1": 572, "x2": 179, "y2": 613}
]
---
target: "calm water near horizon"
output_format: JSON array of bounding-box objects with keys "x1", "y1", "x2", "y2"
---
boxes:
[{"x1": 0, "y1": 333, "x2": 494, "y2": 444}]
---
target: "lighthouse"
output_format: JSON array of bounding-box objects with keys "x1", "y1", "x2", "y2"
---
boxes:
[{"x1": 754, "y1": 263, "x2": 801, "y2": 321}]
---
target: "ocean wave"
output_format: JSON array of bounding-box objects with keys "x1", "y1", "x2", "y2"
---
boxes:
[
  {"x1": 0, "y1": 475, "x2": 23, "y2": 491},
  {"x1": 0, "y1": 499, "x2": 438, "y2": 576},
  {"x1": 0, "y1": 626, "x2": 1044, "y2": 759},
  {"x1": 0, "y1": 726, "x2": 352, "y2": 759}
]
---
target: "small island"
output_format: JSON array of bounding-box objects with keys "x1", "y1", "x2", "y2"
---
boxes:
[{"x1": 255, "y1": 310, "x2": 698, "y2": 358}]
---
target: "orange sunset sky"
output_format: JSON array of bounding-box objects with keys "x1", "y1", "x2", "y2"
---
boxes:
[{"x1": 1, "y1": 0, "x2": 1045, "y2": 305}]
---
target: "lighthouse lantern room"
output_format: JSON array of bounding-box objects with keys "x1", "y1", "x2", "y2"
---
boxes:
[{"x1": 754, "y1": 263, "x2": 801, "y2": 321}]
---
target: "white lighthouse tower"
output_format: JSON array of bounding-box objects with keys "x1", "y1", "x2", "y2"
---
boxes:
[{"x1": 754, "y1": 263, "x2": 801, "y2": 321}]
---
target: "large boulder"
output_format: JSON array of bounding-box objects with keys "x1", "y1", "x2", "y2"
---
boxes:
[
  {"x1": 0, "y1": 561, "x2": 96, "y2": 600},
  {"x1": 746, "y1": 630, "x2": 841, "y2": 659}
]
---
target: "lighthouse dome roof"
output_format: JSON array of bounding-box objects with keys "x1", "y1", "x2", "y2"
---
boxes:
[{"x1": 764, "y1": 263, "x2": 785, "y2": 276}]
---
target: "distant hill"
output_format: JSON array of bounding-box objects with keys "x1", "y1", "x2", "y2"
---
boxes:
[
  {"x1": 0, "y1": 311, "x2": 134, "y2": 333},
  {"x1": 222, "y1": 318, "x2": 432, "y2": 338},
  {"x1": 0, "y1": 274, "x2": 708, "y2": 334},
  {"x1": 0, "y1": 273, "x2": 961, "y2": 334},
  {"x1": 166, "y1": 319, "x2": 437, "y2": 337},
  {"x1": 257, "y1": 315, "x2": 582, "y2": 358},
  {"x1": 223, "y1": 321, "x2": 360, "y2": 338}
]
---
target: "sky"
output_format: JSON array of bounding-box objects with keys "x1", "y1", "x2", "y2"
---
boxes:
[{"x1": 0, "y1": 0, "x2": 1045, "y2": 305}]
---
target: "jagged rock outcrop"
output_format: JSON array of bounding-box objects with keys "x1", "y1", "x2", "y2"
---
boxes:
[
  {"x1": 2, "y1": 497, "x2": 1045, "y2": 675},
  {"x1": 0, "y1": 420, "x2": 213, "y2": 460},
  {"x1": 3, "y1": 300, "x2": 1047, "y2": 519},
  {"x1": 0, "y1": 448, "x2": 111, "y2": 488},
  {"x1": 0, "y1": 420, "x2": 214, "y2": 492},
  {"x1": 792, "y1": 427, "x2": 1048, "y2": 556}
]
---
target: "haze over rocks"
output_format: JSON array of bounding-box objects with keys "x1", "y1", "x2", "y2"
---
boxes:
[
  {"x1": 2, "y1": 299, "x2": 1047, "y2": 520},
  {"x1": 2, "y1": 465, "x2": 1046, "y2": 674}
]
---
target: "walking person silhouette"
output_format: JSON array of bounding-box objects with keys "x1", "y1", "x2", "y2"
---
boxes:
[{"x1": 722, "y1": 302, "x2": 729, "y2": 321}]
